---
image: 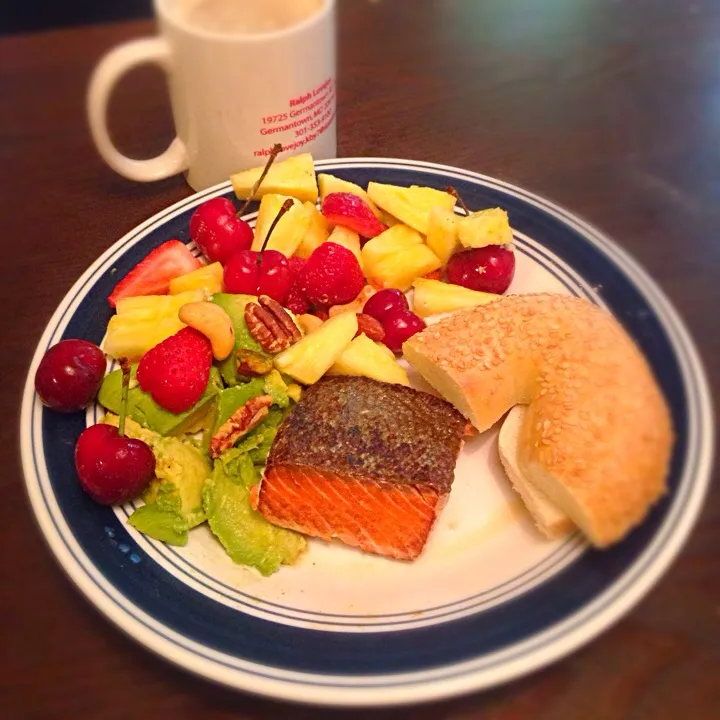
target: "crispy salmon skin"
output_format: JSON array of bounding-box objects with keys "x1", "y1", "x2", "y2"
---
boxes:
[{"x1": 258, "y1": 376, "x2": 466, "y2": 560}]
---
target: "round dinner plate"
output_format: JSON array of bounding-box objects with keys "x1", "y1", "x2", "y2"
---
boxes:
[{"x1": 21, "y1": 158, "x2": 713, "y2": 706}]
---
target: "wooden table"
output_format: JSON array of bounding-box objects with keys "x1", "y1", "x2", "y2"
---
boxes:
[{"x1": 1, "y1": 0, "x2": 718, "y2": 717}]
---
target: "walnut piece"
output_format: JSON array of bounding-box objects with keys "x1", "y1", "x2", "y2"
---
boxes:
[
  {"x1": 245, "y1": 295, "x2": 302, "y2": 353},
  {"x1": 209, "y1": 394, "x2": 273, "y2": 458}
]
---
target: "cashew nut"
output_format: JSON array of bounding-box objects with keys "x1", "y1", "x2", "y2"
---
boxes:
[
  {"x1": 178, "y1": 302, "x2": 235, "y2": 361},
  {"x1": 296, "y1": 313, "x2": 324, "y2": 335}
]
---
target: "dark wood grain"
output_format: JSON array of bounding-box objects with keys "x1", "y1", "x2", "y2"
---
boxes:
[{"x1": 1, "y1": 0, "x2": 718, "y2": 717}]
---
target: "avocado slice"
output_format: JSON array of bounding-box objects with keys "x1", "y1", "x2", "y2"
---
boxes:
[
  {"x1": 263, "y1": 369, "x2": 290, "y2": 409},
  {"x1": 203, "y1": 458, "x2": 306, "y2": 576},
  {"x1": 103, "y1": 415, "x2": 212, "y2": 545},
  {"x1": 211, "y1": 293, "x2": 270, "y2": 386},
  {"x1": 127, "y1": 489, "x2": 189, "y2": 546},
  {"x1": 98, "y1": 365, "x2": 222, "y2": 436}
]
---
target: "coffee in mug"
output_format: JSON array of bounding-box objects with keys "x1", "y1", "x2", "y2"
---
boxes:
[{"x1": 180, "y1": 0, "x2": 324, "y2": 34}]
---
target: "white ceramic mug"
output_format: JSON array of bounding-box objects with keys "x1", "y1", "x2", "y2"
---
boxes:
[{"x1": 87, "y1": 0, "x2": 336, "y2": 191}]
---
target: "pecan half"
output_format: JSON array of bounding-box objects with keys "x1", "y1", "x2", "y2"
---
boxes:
[
  {"x1": 209, "y1": 394, "x2": 273, "y2": 458},
  {"x1": 236, "y1": 348, "x2": 273, "y2": 378},
  {"x1": 355, "y1": 313, "x2": 385, "y2": 343},
  {"x1": 245, "y1": 295, "x2": 302, "y2": 353}
]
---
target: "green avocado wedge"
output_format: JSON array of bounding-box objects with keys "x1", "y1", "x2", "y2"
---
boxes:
[
  {"x1": 103, "y1": 415, "x2": 212, "y2": 545},
  {"x1": 211, "y1": 293, "x2": 270, "y2": 386},
  {"x1": 203, "y1": 458, "x2": 306, "y2": 576},
  {"x1": 98, "y1": 365, "x2": 222, "y2": 436}
]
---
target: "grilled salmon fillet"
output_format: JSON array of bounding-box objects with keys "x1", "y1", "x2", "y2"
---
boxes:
[{"x1": 257, "y1": 376, "x2": 466, "y2": 560}]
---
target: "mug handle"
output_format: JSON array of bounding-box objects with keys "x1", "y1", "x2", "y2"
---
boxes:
[{"x1": 87, "y1": 38, "x2": 189, "y2": 182}]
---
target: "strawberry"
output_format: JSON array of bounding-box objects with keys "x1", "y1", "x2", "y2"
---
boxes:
[
  {"x1": 108, "y1": 240, "x2": 202, "y2": 308},
  {"x1": 285, "y1": 285, "x2": 310, "y2": 315},
  {"x1": 321, "y1": 193, "x2": 387, "y2": 239},
  {"x1": 288, "y1": 256, "x2": 307, "y2": 278},
  {"x1": 136, "y1": 327, "x2": 212, "y2": 413},
  {"x1": 300, "y1": 242, "x2": 365, "y2": 308},
  {"x1": 285, "y1": 256, "x2": 310, "y2": 314}
]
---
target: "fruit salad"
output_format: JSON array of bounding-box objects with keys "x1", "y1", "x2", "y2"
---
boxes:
[{"x1": 34, "y1": 148, "x2": 517, "y2": 576}]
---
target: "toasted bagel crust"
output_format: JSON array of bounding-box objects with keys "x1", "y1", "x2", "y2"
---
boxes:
[{"x1": 403, "y1": 294, "x2": 674, "y2": 547}]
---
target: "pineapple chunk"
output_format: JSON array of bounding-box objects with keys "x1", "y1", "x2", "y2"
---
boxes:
[
  {"x1": 377, "y1": 209, "x2": 400, "y2": 227},
  {"x1": 361, "y1": 224, "x2": 423, "y2": 274},
  {"x1": 458, "y1": 208, "x2": 513, "y2": 248},
  {"x1": 328, "y1": 334, "x2": 410, "y2": 386},
  {"x1": 169, "y1": 262, "x2": 224, "y2": 296},
  {"x1": 326, "y1": 226, "x2": 363, "y2": 269},
  {"x1": 253, "y1": 194, "x2": 298, "y2": 246},
  {"x1": 426, "y1": 207, "x2": 459, "y2": 266},
  {"x1": 295, "y1": 201, "x2": 330, "y2": 259},
  {"x1": 252, "y1": 195, "x2": 311, "y2": 257},
  {"x1": 412, "y1": 278, "x2": 498, "y2": 318},
  {"x1": 368, "y1": 244, "x2": 442, "y2": 292},
  {"x1": 104, "y1": 290, "x2": 204, "y2": 359},
  {"x1": 367, "y1": 183, "x2": 455, "y2": 234},
  {"x1": 318, "y1": 174, "x2": 381, "y2": 218},
  {"x1": 113, "y1": 290, "x2": 204, "y2": 321},
  {"x1": 274, "y1": 312, "x2": 358, "y2": 385},
  {"x1": 230, "y1": 152, "x2": 318, "y2": 203}
]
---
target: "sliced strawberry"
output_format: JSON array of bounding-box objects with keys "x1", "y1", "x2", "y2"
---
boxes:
[
  {"x1": 321, "y1": 193, "x2": 387, "y2": 239},
  {"x1": 108, "y1": 240, "x2": 202, "y2": 308},
  {"x1": 136, "y1": 327, "x2": 212, "y2": 413}
]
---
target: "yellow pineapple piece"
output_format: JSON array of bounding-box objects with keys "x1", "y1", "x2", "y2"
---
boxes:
[
  {"x1": 377, "y1": 209, "x2": 400, "y2": 227},
  {"x1": 251, "y1": 195, "x2": 311, "y2": 257},
  {"x1": 169, "y1": 262, "x2": 224, "y2": 296},
  {"x1": 412, "y1": 278, "x2": 498, "y2": 318},
  {"x1": 368, "y1": 244, "x2": 442, "y2": 292},
  {"x1": 113, "y1": 290, "x2": 204, "y2": 321},
  {"x1": 458, "y1": 208, "x2": 513, "y2": 248},
  {"x1": 361, "y1": 224, "x2": 423, "y2": 275},
  {"x1": 328, "y1": 334, "x2": 410, "y2": 386},
  {"x1": 231, "y1": 152, "x2": 318, "y2": 203},
  {"x1": 295, "y1": 201, "x2": 330, "y2": 259},
  {"x1": 317, "y1": 174, "x2": 381, "y2": 218},
  {"x1": 326, "y1": 226, "x2": 363, "y2": 269},
  {"x1": 274, "y1": 312, "x2": 358, "y2": 385},
  {"x1": 253, "y1": 194, "x2": 298, "y2": 245},
  {"x1": 104, "y1": 290, "x2": 204, "y2": 360},
  {"x1": 367, "y1": 182, "x2": 455, "y2": 234},
  {"x1": 426, "y1": 207, "x2": 459, "y2": 265}
]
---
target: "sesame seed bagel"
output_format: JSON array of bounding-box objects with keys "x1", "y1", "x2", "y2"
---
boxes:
[{"x1": 403, "y1": 293, "x2": 674, "y2": 547}]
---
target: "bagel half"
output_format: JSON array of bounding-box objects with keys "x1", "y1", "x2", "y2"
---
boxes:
[
  {"x1": 499, "y1": 405, "x2": 574, "y2": 538},
  {"x1": 403, "y1": 294, "x2": 674, "y2": 547}
]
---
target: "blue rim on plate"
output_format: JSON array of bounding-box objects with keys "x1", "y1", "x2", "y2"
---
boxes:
[{"x1": 20, "y1": 159, "x2": 714, "y2": 706}]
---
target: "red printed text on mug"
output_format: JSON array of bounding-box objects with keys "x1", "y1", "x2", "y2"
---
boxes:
[{"x1": 253, "y1": 77, "x2": 335, "y2": 157}]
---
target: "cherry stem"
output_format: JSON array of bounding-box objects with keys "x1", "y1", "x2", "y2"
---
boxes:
[
  {"x1": 446, "y1": 186, "x2": 472, "y2": 217},
  {"x1": 236, "y1": 143, "x2": 283, "y2": 218},
  {"x1": 118, "y1": 358, "x2": 131, "y2": 438},
  {"x1": 256, "y1": 199, "x2": 294, "y2": 267}
]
